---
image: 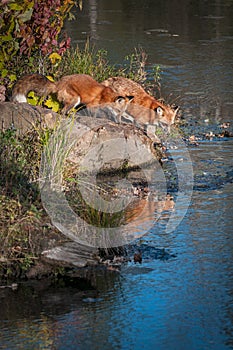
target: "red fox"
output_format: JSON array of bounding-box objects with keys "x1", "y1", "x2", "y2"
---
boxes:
[
  {"x1": 12, "y1": 73, "x2": 132, "y2": 114},
  {"x1": 102, "y1": 76, "x2": 179, "y2": 128},
  {"x1": 124, "y1": 193, "x2": 174, "y2": 225}
]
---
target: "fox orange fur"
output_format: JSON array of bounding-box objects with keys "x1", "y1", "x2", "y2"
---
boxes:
[
  {"x1": 102, "y1": 76, "x2": 178, "y2": 127},
  {"x1": 12, "y1": 73, "x2": 130, "y2": 114}
]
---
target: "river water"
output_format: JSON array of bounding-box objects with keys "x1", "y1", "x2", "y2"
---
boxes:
[{"x1": 1, "y1": 1, "x2": 233, "y2": 349}]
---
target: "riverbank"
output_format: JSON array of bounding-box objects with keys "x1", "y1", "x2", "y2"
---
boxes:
[
  {"x1": 1, "y1": 101, "x2": 233, "y2": 284},
  {"x1": 0, "y1": 101, "x2": 163, "y2": 283},
  {"x1": 0, "y1": 46, "x2": 162, "y2": 283}
]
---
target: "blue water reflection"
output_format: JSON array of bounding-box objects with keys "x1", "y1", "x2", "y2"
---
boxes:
[{"x1": 1, "y1": 169, "x2": 232, "y2": 349}]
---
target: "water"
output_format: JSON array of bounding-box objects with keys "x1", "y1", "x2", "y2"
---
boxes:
[
  {"x1": 66, "y1": 0, "x2": 233, "y2": 124},
  {"x1": 1, "y1": 1, "x2": 233, "y2": 349}
]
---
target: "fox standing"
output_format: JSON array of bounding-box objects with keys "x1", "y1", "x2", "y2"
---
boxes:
[
  {"x1": 102, "y1": 76, "x2": 178, "y2": 127},
  {"x1": 12, "y1": 73, "x2": 130, "y2": 114},
  {"x1": 12, "y1": 73, "x2": 178, "y2": 129}
]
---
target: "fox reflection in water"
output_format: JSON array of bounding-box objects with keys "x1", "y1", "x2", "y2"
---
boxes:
[{"x1": 124, "y1": 192, "x2": 174, "y2": 225}]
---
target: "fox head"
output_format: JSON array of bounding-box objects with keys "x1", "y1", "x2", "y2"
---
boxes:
[
  {"x1": 113, "y1": 95, "x2": 134, "y2": 112},
  {"x1": 146, "y1": 99, "x2": 179, "y2": 126},
  {"x1": 153, "y1": 104, "x2": 179, "y2": 127}
]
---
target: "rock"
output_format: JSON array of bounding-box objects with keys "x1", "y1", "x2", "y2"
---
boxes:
[
  {"x1": 0, "y1": 102, "x2": 162, "y2": 172},
  {"x1": 41, "y1": 241, "x2": 99, "y2": 267},
  {"x1": 0, "y1": 102, "x2": 59, "y2": 134},
  {"x1": 66, "y1": 115, "x2": 161, "y2": 174},
  {"x1": 0, "y1": 102, "x2": 163, "y2": 273}
]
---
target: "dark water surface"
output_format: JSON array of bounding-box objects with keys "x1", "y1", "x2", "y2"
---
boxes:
[
  {"x1": 1, "y1": 1, "x2": 233, "y2": 349},
  {"x1": 66, "y1": 0, "x2": 233, "y2": 125}
]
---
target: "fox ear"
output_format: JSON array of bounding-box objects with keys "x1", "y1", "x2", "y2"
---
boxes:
[
  {"x1": 114, "y1": 95, "x2": 134, "y2": 104},
  {"x1": 114, "y1": 95, "x2": 126, "y2": 103},
  {"x1": 171, "y1": 105, "x2": 179, "y2": 124},
  {"x1": 127, "y1": 95, "x2": 134, "y2": 101},
  {"x1": 126, "y1": 95, "x2": 134, "y2": 103}
]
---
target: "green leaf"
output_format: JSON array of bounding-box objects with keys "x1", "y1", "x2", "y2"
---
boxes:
[
  {"x1": 1, "y1": 69, "x2": 8, "y2": 78},
  {"x1": 68, "y1": 12, "x2": 75, "y2": 21},
  {"x1": 0, "y1": 34, "x2": 13, "y2": 42},
  {"x1": 18, "y1": 8, "x2": 33, "y2": 23},
  {"x1": 27, "y1": 91, "x2": 39, "y2": 105},
  {"x1": 7, "y1": 18, "x2": 15, "y2": 35},
  {"x1": 14, "y1": 41, "x2": 19, "y2": 51},
  {"x1": 9, "y1": 74, "x2": 17, "y2": 82},
  {"x1": 44, "y1": 97, "x2": 60, "y2": 112},
  {"x1": 9, "y1": 3, "x2": 23, "y2": 11},
  {"x1": 15, "y1": 19, "x2": 20, "y2": 32}
]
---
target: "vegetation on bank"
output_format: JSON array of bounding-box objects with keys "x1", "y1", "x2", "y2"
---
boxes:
[
  {"x1": 0, "y1": 1, "x2": 82, "y2": 87},
  {"x1": 0, "y1": 1, "x2": 163, "y2": 282},
  {"x1": 0, "y1": 0, "x2": 161, "y2": 108}
]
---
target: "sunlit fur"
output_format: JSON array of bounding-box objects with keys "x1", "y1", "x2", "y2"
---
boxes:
[
  {"x1": 12, "y1": 73, "x2": 132, "y2": 114},
  {"x1": 102, "y1": 76, "x2": 179, "y2": 127},
  {"x1": 76, "y1": 97, "x2": 134, "y2": 124}
]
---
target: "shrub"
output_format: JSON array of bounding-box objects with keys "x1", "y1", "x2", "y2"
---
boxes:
[{"x1": 0, "y1": 0, "x2": 81, "y2": 92}]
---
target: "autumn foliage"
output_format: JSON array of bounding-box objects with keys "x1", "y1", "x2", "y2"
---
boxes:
[{"x1": 0, "y1": 0, "x2": 81, "y2": 89}]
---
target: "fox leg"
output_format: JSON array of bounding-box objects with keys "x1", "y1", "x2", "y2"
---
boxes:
[{"x1": 61, "y1": 96, "x2": 81, "y2": 114}]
